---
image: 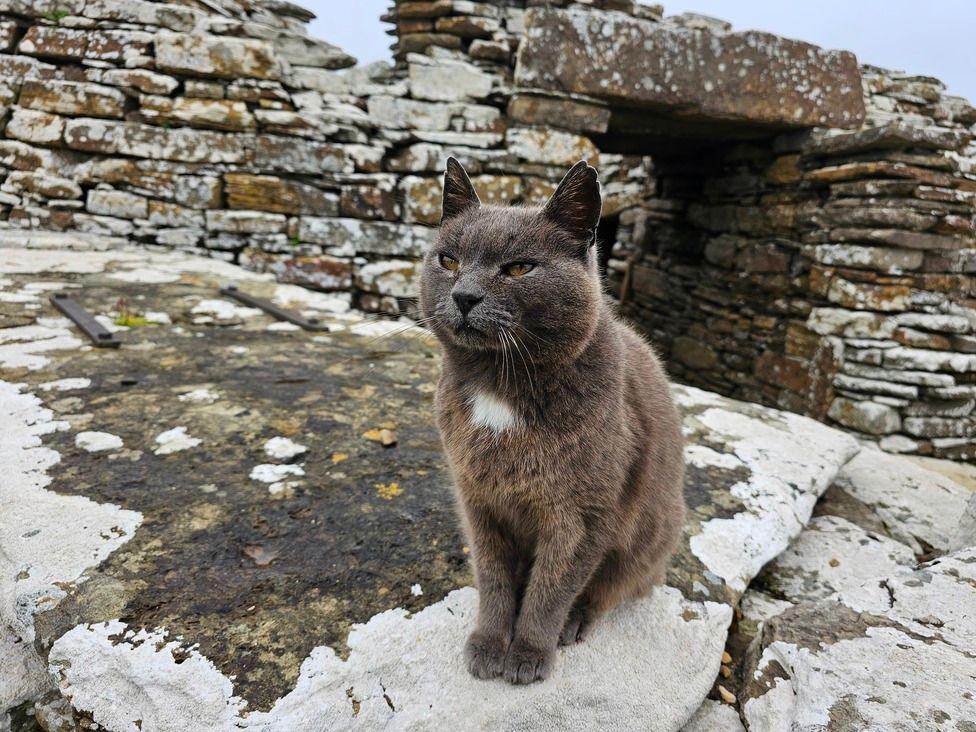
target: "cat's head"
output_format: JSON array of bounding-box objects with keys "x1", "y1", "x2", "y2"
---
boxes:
[{"x1": 419, "y1": 158, "x2": 604, "y2": 360}]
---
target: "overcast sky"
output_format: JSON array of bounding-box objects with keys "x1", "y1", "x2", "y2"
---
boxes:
[{"x1": 306, "y1": 0, "x2": 975, "y2": 102}]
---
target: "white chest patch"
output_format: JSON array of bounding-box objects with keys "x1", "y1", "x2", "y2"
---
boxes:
[{"x1": 469, "y1": 391, "x2": 518, "y2": 435}]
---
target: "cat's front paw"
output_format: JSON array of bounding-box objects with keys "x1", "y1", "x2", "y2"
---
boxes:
[
  {"x1": 503, "y1": 640, "x2": 553, "y2": 685},
  {"x1": 465, "y1": 630, "x2": 509, "y2": 680}
]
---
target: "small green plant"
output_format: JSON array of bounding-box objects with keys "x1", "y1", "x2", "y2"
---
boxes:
[
  {"x1": 43, "y1": 8, "x2": 69, "y2": 22},
  {"x1": 113, "y1": 297, "x2": 151, "y2": 327},
  {"x1": 289, "y1": 235, "x2": 301, "y2": 248}
]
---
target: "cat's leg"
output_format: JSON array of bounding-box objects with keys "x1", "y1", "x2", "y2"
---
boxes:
[
  {"x1": 503, "y1": 515, "x2": 605, "y2": 684},
  {"x1": 558, "y1": 552, "x2": 624, "y2": 645},
  {"x1": 464, "y1": 507, "x2": 521, "y2": 680}
]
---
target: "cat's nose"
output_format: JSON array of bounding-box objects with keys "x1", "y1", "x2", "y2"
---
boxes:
[{"x1": 452, "y1": 290, "x2": 483, "y2": 317}]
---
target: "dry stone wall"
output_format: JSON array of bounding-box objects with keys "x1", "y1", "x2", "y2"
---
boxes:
[{"x1": 0, "y1": 0, "x2": 974, "y2": 460}]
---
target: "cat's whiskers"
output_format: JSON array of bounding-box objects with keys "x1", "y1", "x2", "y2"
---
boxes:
[{"x1": 508, "y1": 329, "x2": 536, "y2": 395}]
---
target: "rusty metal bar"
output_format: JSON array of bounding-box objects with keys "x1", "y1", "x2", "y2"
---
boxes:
[
  {"x1": 49, "y1": 293, "x2": 121, "y2": 348},
  {"x1": 219, "y1": 285, "x2": 331, "y2": 331}
]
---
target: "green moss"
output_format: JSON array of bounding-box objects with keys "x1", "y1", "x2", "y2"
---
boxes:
[
  {"x1": 43, "y1": 8, "x2": 69, "y2": 21},
  {"x1": 114, "y1": 313, "x2": 151, "y2": 327}
]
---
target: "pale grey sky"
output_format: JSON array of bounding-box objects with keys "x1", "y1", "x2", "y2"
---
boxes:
[{"x1": 306, "y1": 1, "x2": 975, "y2": 102}]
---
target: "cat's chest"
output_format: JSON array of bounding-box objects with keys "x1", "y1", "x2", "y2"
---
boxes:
[{"x1": 467, "y1": 390, "x2": 519, "y2": 435}]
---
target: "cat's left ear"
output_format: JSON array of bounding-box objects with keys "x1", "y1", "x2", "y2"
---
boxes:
[{"x1": 541, "y1": 160, "x2": 602, "y2": 245}]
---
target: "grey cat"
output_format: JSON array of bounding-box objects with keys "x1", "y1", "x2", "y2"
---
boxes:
[{"x1": 419, "y1": 158, "x2": 686, "y2": 685}]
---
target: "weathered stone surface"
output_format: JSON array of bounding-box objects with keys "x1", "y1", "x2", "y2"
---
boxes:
[
  {"x1": 270, "y1": 31, "x2": 355, "y2": 69},
  {"x1": 803, "y1": 122, "x2": 970, "y2": 157},
  {"x1": 206, "y1": 210, "x2": 287, "y2": 234},
  {"x1": 506, "y1": 127, "x2": 599, "y2": 166},
  {"x1": 408, "y1": 55, "x2": 493, "y2": 102},
  {"x1": 224, "y1": 174, "x2": 338, "y2": 216},
  {"x1": 100, "y1": 68, "x2": 180, "y2": 95},
  {"x1": 516, "y1": 7, "x2": 864, "y2": 129},
  {"x1": 82, "y1": 0, "x2": 202, "y2": 32},
  {"x1": 2, "y1": 171, "x2": 81, "y2": 200},
  {"x1": 250, "y1": 136, "x2": 353, "y2": 174},
  {"x1": 833, "y1": 447, "x2": 974, "y2": 554},
  {"x1": 743, "y1": 548, "x2": 976, "y2": 731},
  {"x1": 827, "y1": 397, "x2": 901, "y2": 435},
  {"x1": 18, "y1": 26, "x2": 151, "y2": 63},
  {"x1": 86, "y1": 189, "x2": 149, "y2": 219},
  {"x1": 156, "y1": 32, "x2": 282, "y2": 81},
  {"x1": 139, "y1": 96, "x2": 256, "y2": 132},
  {"x1": 19, "y1": 80, "x2": 125, "y2": 119},
  {"x1": 5, "y1": 108, "x2": 65, "y2": 145},
  {"x1": 298, "y1": 217, "x2": 434, "y2": 257},
  {"x1": 812, "y1": 244, "x2": 923, "y2": 272},
  {"x1": 355, "y1": 259, "x2": 419, "y2": 298},
  {"x1": 507, "y1": 94, "x2": 611, "y2": 134},
  {"x1": 63, "y1": 119, "x2": 247, "y2": 164},
  {"x1": 754, "y1": 515, "x2": 915, "y2": 603}
]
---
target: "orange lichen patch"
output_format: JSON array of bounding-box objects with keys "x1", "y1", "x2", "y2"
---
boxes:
[{"x1": 330, "y1": 452, "x2": 349, "y2": 464}]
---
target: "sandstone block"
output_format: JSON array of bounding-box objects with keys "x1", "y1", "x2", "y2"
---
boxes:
[
  {"x1": 506, "y1": 127, "x2": 598, "y2": 167},
  {"x1": 156, "y1": 32, "x2": 282, "y2": 80},
  {"x1": 18, "y1": 26, "x2": 151, "y2": 63},
  {"x1": 82, "y1": 0, "x2": 203, "y2": 31},
  {"x1": 86, "y1": 189, "x2": 149, "y2": 219},
  {"x1": 408, "y1": 56, "x2": 493, "y2": 102},
  {"x1": 19, "y1": 80, "x2": 124, "y2": 119},
  {"x1": 354, "y1": 259, "x2": 419, "y2": 298},
  {"x1": 224, "y1": 174, "x2": 339, "y2": 216},
  {"x1": 2, "y1": 170, "x2": 81, "y2": 200},
  {"x1": 827, "y1": 397, "x2": 901, "y2": 435},
  {"x1": 516, "y1": 7, "x2": 864, "y2": 129},
  {"x1": 507, "y1": 94, "x2": 610, "y2": 135},
  {"x1": 206, "y1": 210, "x2": 287, "y2": 234},
  {"x1": 250, "y1": 136, "x2": 353, "y2": 174},
  {"x1": 139, "y1": 96, "x2": 256, "y2": 132},
  {"x1": 100, "y1": 69, "x2": 179, "y2": 95},
  {"x1": 6, "y1": 108, "x2": 65, "y2": 145}
]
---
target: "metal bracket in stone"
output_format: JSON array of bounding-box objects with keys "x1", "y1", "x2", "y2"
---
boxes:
[
  {"x1": 49, "y1": 293, "x2": 121, "y2": 349},
  {"x1": 219, "y1": 285, "x2": 331, "y2": 331}
]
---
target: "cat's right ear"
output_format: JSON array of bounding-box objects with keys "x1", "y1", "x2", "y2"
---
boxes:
[{"x1": 441, "y1": 157, "x2": 481, "y2": 224}]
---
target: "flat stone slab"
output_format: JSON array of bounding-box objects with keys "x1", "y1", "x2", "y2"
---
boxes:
[
  {"x1": 832, "y1": 446, "x2": 974, "y2": 556},
  {"x1": 742, "y1": 547, "x2": 976, "y2": 731},
  {"x1": 515, "y1": 7, "x2": 865, "y2": 130},
  {"x1": 1, "y1": 248, "x2": 860, "y2": 730}
]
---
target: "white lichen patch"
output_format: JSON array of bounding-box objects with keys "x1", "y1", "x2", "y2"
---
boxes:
[
  {"x1": 190, "y1": 299, "x2": 262, "y2": 322},
  {"x1": 38, "y1": 378, "x2": 91, "y2": 392},
  {"x1": 272, "y1": 285, "x2": 351, "y2": 315},
  {"x1": 0, "y1": 381, "x2": 141, "y2": 714},
  {"x1": 0, "y1": 319, "x2": 84, "y2": 371},
  {"x1": 48, "y1": 621, "x2": 246, "y2": 732},
  {"x1": 744, "y1": 548, "x2": 976, "y2": 731},
  {"x1": 45, "y1": 584, "x2": 731, "y2": 731},
  {"x1": 263, "y1": 437, "x2": 307, "y2": 461},
  {"x1": 75, "y1": 431, "x2": 124, "y2": 453},
  {"x1": 266, "y1": 321, "x2": 301, "y2": 332},
  {"x1": 410, "y1": 583, "x2": 423, "y2": 597},
  {"x1": 250, "y1": 463, "x2": 305, "y2": 483},
  {"x1": 177, "y1": 388, "x2": 219, "y2": 404},
  {"x1": 153, "y1": 427, "x2": 201, "y2": 455},
  {"x1": 679, "y1": 385, "x2": 860, "y2": 593}
]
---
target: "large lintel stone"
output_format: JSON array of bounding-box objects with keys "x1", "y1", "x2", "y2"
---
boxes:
[{"x1": 515, "y1": 8, "x2": 865, "y2": 130}]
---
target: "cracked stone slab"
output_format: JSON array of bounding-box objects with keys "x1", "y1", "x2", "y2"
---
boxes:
[
  {"x1": 832, "y1": 446, "x2": 975, "y2": 556},
  {"x1": 1, "y1": 248, "x2": 861, "y2": 730},
  {"x1": 753, "y1": 515, "x2": 916, "y2": 604},
  {"x1": 742, "y1": 547, "x2": 976, "y2": 731}
]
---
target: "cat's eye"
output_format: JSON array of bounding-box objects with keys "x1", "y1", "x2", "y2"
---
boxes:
[
  {"x1": 503, "y1": 262, "x2": 535, "y2": 277},
  {"x1": 439, "y1": 254, "x2": 459, "y2": 271}
]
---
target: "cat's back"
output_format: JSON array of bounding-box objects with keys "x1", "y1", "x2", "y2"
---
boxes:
[{"x1": 608, "y1": 309, "x2": 684, "y2": 459}]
